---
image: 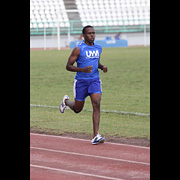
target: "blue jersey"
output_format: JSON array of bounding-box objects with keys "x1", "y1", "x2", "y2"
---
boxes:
[{"x1": 75, "y1": 41, "x2": 102, "y2": 80}]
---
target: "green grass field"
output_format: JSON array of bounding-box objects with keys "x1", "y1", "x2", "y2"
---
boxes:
[{"x1": 30, "y1": 47, "x2": 150, "y2": 140}]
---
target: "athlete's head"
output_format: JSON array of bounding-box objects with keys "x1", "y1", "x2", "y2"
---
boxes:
[
  {"x1": 82, "y1": 25, "x2": 95, "y2": 45},
  {"x1": 82, "y1": 25, "x2": 94, "y2": 34}
]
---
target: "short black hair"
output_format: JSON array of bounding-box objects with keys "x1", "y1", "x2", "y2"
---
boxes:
[{"x1": 82, "y1": 25, "x2": 94, "y2": 34}]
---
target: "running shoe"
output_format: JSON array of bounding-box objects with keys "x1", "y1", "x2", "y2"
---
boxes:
[
  {"x1": 91, "y1": 133, "x2": 105, "y2": 145},
  {"x1": 59, "y1": 95, "x2": 69, "y2": 113}
]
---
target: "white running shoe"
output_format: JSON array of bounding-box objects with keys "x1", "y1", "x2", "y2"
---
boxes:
[
  {"x1": 59, "y1": 95, "x2": 69, "y2": 113},
  {"x1": 91, "y1": 133, "x2": 105, "y2": 145}
]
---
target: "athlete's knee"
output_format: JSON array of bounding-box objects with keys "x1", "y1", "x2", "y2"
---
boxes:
[
  {"x1": 74, "y1": 109, "x2": 82, "y2": 114},
  {"x1": 92, "y1": 99, "x2": 101, "y2": 109},
  {"x1": 73, "y1": 106, "x2": 83, "y2": 114}
]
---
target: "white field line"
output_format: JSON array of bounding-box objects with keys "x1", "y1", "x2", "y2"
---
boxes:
[
  {"x1": 30, "y1": 104, "x2": 150, "y2": 117},
  {"x1": 30, "y1": 133, "x2": 150, "y2": 149},
  {"x1": 30, "y1": 164, "x2": 124, "y2": 180},
  {"x1": 30, "y1": 146, "x2": 150, "y2": 166}
]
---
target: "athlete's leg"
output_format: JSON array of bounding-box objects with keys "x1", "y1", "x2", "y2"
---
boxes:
[
  {"x1": 65, "y1": 79, "x2": 87, "y2": 113},
  {"x1": 65, "y1": 99, "x2": 85, "y2": 113},
  {"x1": 90, "y1": 93, "x2": 101, "y2": 137}
]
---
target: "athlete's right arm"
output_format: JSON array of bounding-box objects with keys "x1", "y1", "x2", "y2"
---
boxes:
[{"x1": 66, "y1": 47, "x2": 92, "y2": 73}]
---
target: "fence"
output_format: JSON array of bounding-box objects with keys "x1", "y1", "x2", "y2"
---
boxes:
[
  {"x1": 30, "y1": 19, "x2": 150, "y2": 49},
  {"x1": 30, "y1": 19, "x2": 150, "y2": 35}
]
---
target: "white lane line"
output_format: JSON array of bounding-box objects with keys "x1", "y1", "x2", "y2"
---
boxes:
[
  {"x1": 30, "y1": 133, "x2": 150, "y2": 149},
  {"x1": 30, "y1": 164, "x2": 124, "y2": 180},
  {"x1": 30, "y1": 146, "x2": 150, "y2": 166},
  {"x1": 30, "y1": 103, "x2": 150, "y2": 117}
]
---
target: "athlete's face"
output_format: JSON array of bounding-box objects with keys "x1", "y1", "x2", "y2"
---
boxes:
[{"x1": 84, "y1": 28, "x2": 95, "y2": 44}]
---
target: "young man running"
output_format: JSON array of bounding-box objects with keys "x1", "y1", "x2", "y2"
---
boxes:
[{"x1": 59, "y1": 25, "x2": 108, "y2": 145}]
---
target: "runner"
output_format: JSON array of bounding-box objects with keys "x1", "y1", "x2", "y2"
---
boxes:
[{"x1": 59, "y1": 25, "x2": 108, "y2": 145}]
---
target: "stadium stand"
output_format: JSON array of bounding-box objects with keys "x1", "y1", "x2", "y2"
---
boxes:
[
  {"x1": 76, "y1": 0, "x2": 150, "y2": 26},
  {"x1": 30, "y1": 0, "x2": 70, "y2": 28},
  {"x1": 30, "y1": 0, "x2": 150, "y2": 34}
]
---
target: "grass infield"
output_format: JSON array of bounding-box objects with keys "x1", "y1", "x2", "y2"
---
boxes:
[{"x1": 30, "y1": 47, "x2": 150, "y2": 140}]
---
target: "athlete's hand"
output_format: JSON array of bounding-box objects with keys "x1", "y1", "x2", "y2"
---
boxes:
[
  {"x1": 102, "y1": 66, "x2": 108, "y2": 73},
  {"x1": 83, "y1": 66, "x2": 92, "y2": 73}
]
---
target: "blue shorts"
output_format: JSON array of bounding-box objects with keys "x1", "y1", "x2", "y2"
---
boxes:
[{"x1": 73, "y1": 78, "x2": 102, "y2": 101}]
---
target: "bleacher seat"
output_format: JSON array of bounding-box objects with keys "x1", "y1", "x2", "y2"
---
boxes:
[
  {"x1": 30, "y1": 0, "x2": 70, "y2": 28},
  {"x1": 75, "y1": 0, "x2": 150, "y2": 26},
  {"x1": 30, "y1": 0, "x2": 150, "y2": 29}
]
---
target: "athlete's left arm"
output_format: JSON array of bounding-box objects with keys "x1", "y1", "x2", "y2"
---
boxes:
[{"x1": 98, "y1": 57, "x2": 108, "y2": 73}]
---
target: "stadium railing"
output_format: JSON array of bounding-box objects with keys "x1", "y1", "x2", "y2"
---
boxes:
[{"x1": 30, "y1": 19, "x2": 150, "y2": 35}]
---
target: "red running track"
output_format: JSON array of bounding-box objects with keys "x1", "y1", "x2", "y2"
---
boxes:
[{"x1": 30, "y1": 133, "x2": 150, "y2": 180}]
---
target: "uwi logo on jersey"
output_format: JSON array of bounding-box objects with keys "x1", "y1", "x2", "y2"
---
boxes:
[{"x1": 86, "y1": 50, "x2": 99, "y2": 59}]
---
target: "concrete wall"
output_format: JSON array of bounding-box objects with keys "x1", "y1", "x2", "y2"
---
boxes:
[{"x1": 30, "y1": 32, "x2": 150, "y2": 49}]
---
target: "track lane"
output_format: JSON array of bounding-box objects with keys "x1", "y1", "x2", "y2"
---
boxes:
[
  {"x1": 30, "y1": 133, "x2": 150, "y2": 164},
  {"x1": 30, "y1": 148, "x2": 149, "y2": 180},
  {"x1": 30, "y1": 133, "x2": 150, "y2": 180}
]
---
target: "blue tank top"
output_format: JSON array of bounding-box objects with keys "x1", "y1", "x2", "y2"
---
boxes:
[{"x1": 75, "y1": 41, "x2": 102, "y2": 80}]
